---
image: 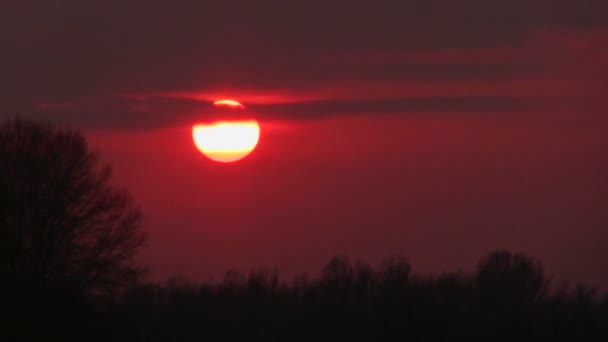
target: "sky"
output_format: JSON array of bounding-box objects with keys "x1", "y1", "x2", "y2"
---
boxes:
[{"x1": 1, "y1": 1, "x2": 608, "y2": 287}]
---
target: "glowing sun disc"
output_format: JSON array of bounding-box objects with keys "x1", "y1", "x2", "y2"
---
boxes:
[{"x1": 192, "y1": 120, "x2": 260, "y2": 162}]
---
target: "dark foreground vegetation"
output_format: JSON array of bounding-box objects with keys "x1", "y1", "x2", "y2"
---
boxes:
[
  {"x1": 2, "y1": 119, "x2": 607, "y2": 340},
  {"x1": 116, "y1": 253, "x2": 608, "y2": 341},
  {"x1": 7, "y1": 251, "x2": 608, "y2": 341},
  {"x1": 5, "y1": 251, "x2": 608, "y2": 341}
]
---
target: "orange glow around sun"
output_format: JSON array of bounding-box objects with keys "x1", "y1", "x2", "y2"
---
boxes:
[{"x1": 192, "y1": 120, "x2": 260, "y2": 163}]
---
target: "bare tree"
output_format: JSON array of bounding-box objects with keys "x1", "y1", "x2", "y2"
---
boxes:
[{"x1": 0, "y1": 118, "x2": 146, "y2": 300}]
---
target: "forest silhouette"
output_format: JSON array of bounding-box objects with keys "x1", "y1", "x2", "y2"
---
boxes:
[{"x1": 1, "y1": 119, "x2": 606, "y2": 341}]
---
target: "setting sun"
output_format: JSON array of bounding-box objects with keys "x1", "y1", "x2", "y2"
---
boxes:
[
  {"x1": 192, "y1": 99, "x2": 259, "y2": 163},
  {"x1": 192, "y1": 120, "x2": 260, "y2": 163}
]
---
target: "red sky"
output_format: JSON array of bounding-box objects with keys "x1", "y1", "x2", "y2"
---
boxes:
[
  {"x1": 86, "y1": 112, "x2": 608, "y2": 287},
  {"x1": 2, "y1": 0, "x2": 608, "y2": 287}
]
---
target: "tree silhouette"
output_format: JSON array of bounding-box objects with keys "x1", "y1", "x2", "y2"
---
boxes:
[
  {"x1": 475, "y1": 250, "x2": 548, "y2": 340},
  {"x1": 0, "y1": 119, "x2": 146, "y2": 336},
  {"x1": 476, "y1": 250, "x2": 547, "y2": 308}
]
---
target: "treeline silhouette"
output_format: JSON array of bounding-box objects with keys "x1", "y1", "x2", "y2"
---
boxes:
[
  {"x1": 97, "y1": 251, "x2": 606, "y2": 342},
  {"x1": 2, "y1": 119, "x2": 607, "y2": 340},
  {"x1": 5, "y1": 251, "x2": 608, "y2": 341}
]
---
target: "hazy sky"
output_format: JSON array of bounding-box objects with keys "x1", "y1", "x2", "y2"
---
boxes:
[{"x1": 2, "y1": 1, "x2": 607, "y2": 287}]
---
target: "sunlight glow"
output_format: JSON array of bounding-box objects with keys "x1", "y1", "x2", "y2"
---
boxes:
[
  {"x1": 192, "y1": 120, "x2": 260, "y2": 163},
  {"x1": 213, "y1": 99, "x2": 245, "y2": 109}
]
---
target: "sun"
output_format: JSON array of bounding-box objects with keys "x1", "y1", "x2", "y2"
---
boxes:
[
  {"x1": 192, "y1": 100, "x2": 260, "y2": 163},
  {"x1": 193, "y1": 120, "x2": 260, "y2": 163}
]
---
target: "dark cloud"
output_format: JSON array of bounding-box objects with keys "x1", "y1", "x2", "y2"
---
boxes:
[{"x1": 1, "y1": 0, "x2": 607, "y2": 127}]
